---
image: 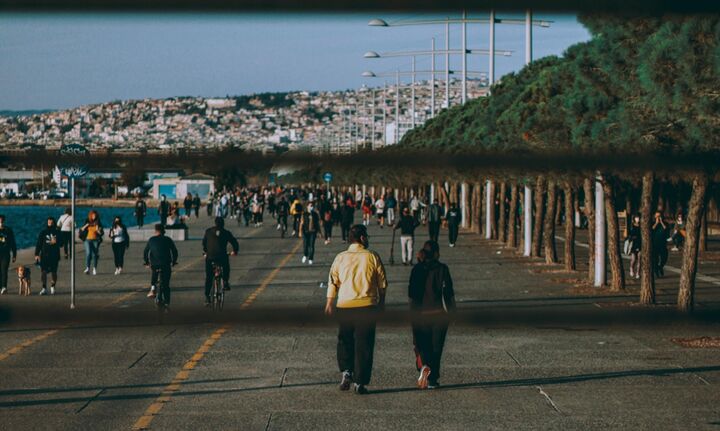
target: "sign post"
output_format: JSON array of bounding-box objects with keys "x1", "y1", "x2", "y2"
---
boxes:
[
  {"x1": 58, "y1": 144, "x2": 89, "y2": 309},
  {"x1": 323, "y1": 172, "x2": 332, "y2": 200}
]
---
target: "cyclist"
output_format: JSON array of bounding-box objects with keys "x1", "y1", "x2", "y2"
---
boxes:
[
  {"x1": 143, "y1": 224, "x2": 178, "y2": 308},
  {"x1": 202, "y1": 217, "x2": 239, "y2": 306}
]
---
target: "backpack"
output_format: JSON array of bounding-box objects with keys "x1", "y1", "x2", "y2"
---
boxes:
[{"x1": 294, "y1": 203, "x2": 303, "y2": 213}]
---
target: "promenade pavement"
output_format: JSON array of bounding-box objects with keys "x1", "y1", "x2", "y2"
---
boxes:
[{"x1": 0, "y1": 212, "x2": 719, "y2": 430}]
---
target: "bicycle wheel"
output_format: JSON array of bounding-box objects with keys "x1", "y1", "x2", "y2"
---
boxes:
[
  {"x1": 217, "y1": 279, "x2": 225, "y2": 311},
  {"x1": 212, "y1": 278, "x2": 220, "y2": 311}
]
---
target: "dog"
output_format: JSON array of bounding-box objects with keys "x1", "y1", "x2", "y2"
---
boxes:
[{"x1": 17, "y1": 266, "x2": 31, "y2": 296}]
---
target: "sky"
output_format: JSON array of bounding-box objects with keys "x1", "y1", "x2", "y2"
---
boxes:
[{"x1": 0, "y1": 13, "x2": 591, "y2": 111}]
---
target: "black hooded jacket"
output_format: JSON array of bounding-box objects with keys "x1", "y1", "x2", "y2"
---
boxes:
[{"x1": 408, "y1": 259, "x2": 455, "y2": 312}]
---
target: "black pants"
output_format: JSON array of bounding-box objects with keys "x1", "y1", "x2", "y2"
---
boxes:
[
  {"x1": 303, "y1": 232, "x2": 317, "y2": 260},
  {"x1": 112, "y1": 242, "x2": 127, "y2": 268},
  {"x1": 151, "y1": 265, "x2": 172, "y2": 305},
  {"x1": 59, "y1": 231, "x2": 71, "y2": 257},
  {"x1": 652, "y1": 245, "x2": 668, "y2": 277},
  {"x1": 136, "y1": 215, "x2": 144, "y2": 228},
  {"x1": 293, "y1": 214, "x2": 302, "y2": 234},
  {"x1": 205, "y1": 257, "x2": 230, "y2": 299},
  {"x1": 0, "y1": 254, "x2": 11, "y2": 289},
  {"x1": 428, "y1": 222, "x2": 440, "y2": 242},
  {"x1": 341, "y1": 223, "x2": 351, "y2": 241},
  {"x1": 323, "y1": 222, "x2": 333, "y2": 240},
  {"x1": 194, "y1": 207, "x2": 199, "y2": 218},
  {"x1": 185, "y1": 206, "x2": 192, "y2": 217},
  {"x1": 448, "y1": 224, "x2": 459, "y2": 245},
  {"x1": 336, "y1": 307, "x2": 377, "y2": 386},
  {"x1": 412, "y1": 317, "x2": 449, "y2": 383}
]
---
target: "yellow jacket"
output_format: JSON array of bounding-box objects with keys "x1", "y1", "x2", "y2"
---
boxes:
[
  {"x1": 290, "y1": 199, "x2": 302, "y2": 216},
  {"x1": 327, "y1": 243, "x2": 388, "y2": 308}
]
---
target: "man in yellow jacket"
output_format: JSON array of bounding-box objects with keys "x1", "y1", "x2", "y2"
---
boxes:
[{"x1": 325, "y1": 224, "x2": 388, "y2": 395}]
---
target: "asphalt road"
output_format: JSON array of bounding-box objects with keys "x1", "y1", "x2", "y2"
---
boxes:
[{"x1": 1, "y1": 212, "x2": 719, "y2": 430}]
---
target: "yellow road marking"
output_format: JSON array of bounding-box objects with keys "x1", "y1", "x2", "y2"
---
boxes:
[
  {"x1": 0, "y1": 327, "x2": 65, "y2": 362},
  {"x1": 131, "y1": 239, "x2": 301, "y2": 430}
]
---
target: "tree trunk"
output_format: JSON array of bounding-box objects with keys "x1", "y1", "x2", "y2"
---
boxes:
[
  {"x1": 678, "y1": 173, "x2": 709, "y2": 313},
  {"x1": 532, "y1": 176, "x2": 546, "y2": 257},
  {"x1": 543, "y1": 180, "x2": 558, "y2": 264},
  {"x1": 639, "y1": 172, "x2": 656, "y2": 305},
  {"x1": 583, "y1": 178, "x2": 596, "y2": 283},
  {"x1": 554, "y1": 192, "x2": 562, "y2": 226},
  {"x1": 488, "y1": 181, "x2": 497, "y2": 239},
  {"x1": 473, "y1": 182, "x2": 482, "y2": 234},
  {"x1": 603, "y1": 178, "x2": 625, "y2": 292},
  {"x1": 699, "y1": 208, "x2": 708, "y2": 253},
  {"x1": 563, "y1": 182, "x2": 576, "y2": 271},
  {"x1": 508, "y1": 184, "x2": 518, "y2": 248},
  {"x1": 498, "y1": 182, "x2": 508, "y2": 243}
]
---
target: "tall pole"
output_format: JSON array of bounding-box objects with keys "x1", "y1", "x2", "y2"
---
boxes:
[
  {"x1": 411, "y1": 56, "x2": 416, "y2": 129},
  {"x1": 70, "y1": 177, "x2": 75, "y2": 309},
  {"x1": 431, "y1": 37, "x2": 435, "y2": 118},
  {"x1": 445, "y1": 19, "x2": 450, "y2": 109},
  {"x1": 382, "y1": 82, "x2": 387, "y2": 147},
  {"x1": 371, "y1": 89, "x2": 376, "y2": 150},
  {"x1": 461, "y1": 10, "x2": 467, "y2": 104},
  {"x1": 395, "y1": 70, "x2": 400, "y2": 145},
  {"x1": 523, "y1": 9, "x2": 533, "y2": 257},
  {"x1": 489, "y1": 9, "x2": 496, "y2": 90},
  {"x1": 594, "y1": 175, "x2": 606, "y2": 287},
  {"x1": 485, "y1": 9, "x2": 496, "y2": 239}
]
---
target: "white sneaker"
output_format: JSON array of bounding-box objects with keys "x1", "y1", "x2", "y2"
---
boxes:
[
  {"x1": 117, "y1": 268, "x2": 122, "y2": 274},
  {"x1": 301, "y1": 256, "x2": 307, "y2": 263},
  {"x1": 308, "y1": 260, "x2": 313, "y2": 265},
  {"x1": 39, "y1": 288, "x2": 47, "y2": 296},
  {"x1": 93, "y1": 267, "x2": 97, "y2": 275},
  {"x1": 50, "y1": 286, "x2": 55, "y2": 295},
  {"x1": 84, "y1": 267, "x2": 90, "y2": 274},
  {"x1": 277, "y1": 224, "x2": 281, "y2": 230},
  {"x1": 147, "y1": 286, "x2": 156, "y2": 298},
  {"x1": 114, "y1": 268, "x2": 119, "y2": 275},
  {"x1": 629, "y1": 270, "x2": 634, "y2": 278},
  {"x1": 0, "y1": 287, "x2": 6, "y2": 295}
]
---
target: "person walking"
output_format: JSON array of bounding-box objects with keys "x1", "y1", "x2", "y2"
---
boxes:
[
  {"x1": 193, "y1": 194, "x2": 201, "y2": 218},
  {"x1": 671, "y1": 213, "x2": 686, "y2": 251},
  {"x1": 183, "y1": 194, "x2": 193, "y2": 218},
  {"x1": 386, "y1": 193, "x2": 397, "y2": 226},
  {"x1": 374, "y1": 195, "x2": 386, "y2": 228},
  {"x1": 446, "y1": 203, "x2": 461, "y2": 247},
  {"x1": 35, "y1": 217, "x2": 61, "y2": 295},
  {"x1": 361, "y1": 195, "x2": 373, "y2": 226},
  {"x1": 395, "y1": 207, "x2": 420, "y2": 265},
  {"x1": 290, "y1": 197, "x2": 303, "y2": 237},
  {"x1": 409, "y1": 241, "x2": 455, "y2": 389},
  {"x1": 427, "y1": 200, "x2": 443, "y2": 243},
  {"x1": 652, "y1": 211, "x2": 669, "y2": 278},
  {"x1": 300, "y1": 201, "x2": 320, "y2": 265},
  {"x1": 134, "y1": 196, "x2": 147, "y2": 228},
  {"x1": 325, "y1": 224, "x2": 388, "y2": 394},
  {"x1": 79, "y1": 210, "x2": 104, "y2": 275},
  {"x1": 143, "y1": 224, "x2": 178, "y2": 308},
  {"x1": 158, "y1": 195, "x2": 170, "y2": 226},
  {"x1": 201, "y1": 217, "x2": 239, "y2": 305},
  {"x1": 340, "y1": 199, "x2": 355, "y2": 243},
  {"x1": 0, "y1": 215, "x2": 17, "y2": 295},
  {"x1": 627, "y1": 214, "x2": 641, "y2": 279},
  {"x1": 109, "y1": 216, "x2": 130, "y2": 275},
  {"x1": 57, "y1": 207, "x2": 73, "y2": 259}
]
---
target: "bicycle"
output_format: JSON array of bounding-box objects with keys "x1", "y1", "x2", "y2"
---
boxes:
[
  {"x1": 210, "y1": 261, "x2": 225, "y2": 311},
  {"x1": 152, "y1": 266, "x2": 170, "y2": 315}
]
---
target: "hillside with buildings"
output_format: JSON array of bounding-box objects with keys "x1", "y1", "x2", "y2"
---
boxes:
[{"x1": 0, "y1": 79, "x2": 486, "y2": 155}]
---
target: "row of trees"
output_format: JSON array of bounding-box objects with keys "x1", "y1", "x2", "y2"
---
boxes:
[{"x1": 385, "y1": 15, "x2": 720, "y2": 312}]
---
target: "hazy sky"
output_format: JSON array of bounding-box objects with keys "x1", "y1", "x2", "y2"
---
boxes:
[{"x1": 0, "y1": 13, "x2": 591, "y2": 110}]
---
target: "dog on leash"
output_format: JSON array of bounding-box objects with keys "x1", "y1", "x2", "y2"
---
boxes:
[{"x1": 17, "y1": 266, "x2": 31, "y2": 296}]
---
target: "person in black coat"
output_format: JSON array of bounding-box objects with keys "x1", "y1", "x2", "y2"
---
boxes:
[
  {"x1": 408, "y1": 240, "x2": 455, "y2": 389},
  {"x1": 35, "y1": 217, "x2": 61, "y2": 295},
  {"x1": 202, "y1": 217, "x2": 239, "y2": 304},
  {"x1": 143, "y1": 224, "x2": 178, "y2": 306},
  {"x1": 0, "y1": 214, "x2": 18, "y2": 295},
  {"x1": 340, "y1": 199, "x2": 355, "y2": 243}
]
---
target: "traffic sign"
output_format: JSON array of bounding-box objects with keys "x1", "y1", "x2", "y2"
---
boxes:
[
  {"x1": 323, "y1": 172, "x2": 332, "y2": 183},
  {"x1": 58, "y1": 144, "x2": 89, "y2": 178}
]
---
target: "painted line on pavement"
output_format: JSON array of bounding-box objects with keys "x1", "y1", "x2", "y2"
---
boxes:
[
  {"x1": 131, "y1": 239, "x2": 301, "y2": 430},
  {"x1": 0, "y1": 326, "x2": 66, "y2": 362}
]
